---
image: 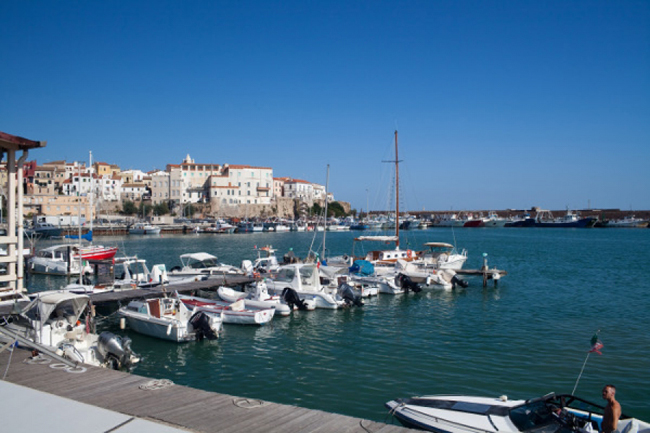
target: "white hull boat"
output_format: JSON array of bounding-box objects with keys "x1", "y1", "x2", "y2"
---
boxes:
[
  {"x1": 169, "y1": 252, "x2": 245, "y2": 277},
  {"x1": 118, "y1": 297, "x2": 222, "y2": 342},
  {"x1": 417, "y1": 242, "x2": 467, "y2": 271},
  {"x1": 386, "y1": 392, "x2": 649, "y2": 433},
  {"x1": 128, "y1": 223, "x2": 161, "y2": 235},
  {"x1": 176, "y1": 294, "x2": 275, "y2": 325},
  {"x1": 264, "y1": 263, "x2": 348, "y2": 309},
  {"x1": 217, "y1": 284, "x2": 293, "y2": 316},
  {"x1": 3, "y1": 292, "x2": 139, "y2": 369}
]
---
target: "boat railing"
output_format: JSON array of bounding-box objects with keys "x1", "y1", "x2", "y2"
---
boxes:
[{"x1": 396, "y1": 404, "x2": 496, "y2": 433}]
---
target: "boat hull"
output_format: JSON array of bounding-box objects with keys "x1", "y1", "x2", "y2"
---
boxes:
[{"x1": 121, "y1": 313, "x2": 192, "y2": 342}]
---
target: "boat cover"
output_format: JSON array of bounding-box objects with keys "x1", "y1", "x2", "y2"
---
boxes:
[{"x1": 349, "y1": 260, "x2": 375, "y2": 276}]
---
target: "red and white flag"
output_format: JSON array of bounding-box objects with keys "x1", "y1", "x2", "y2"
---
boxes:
[{"x1": 589, "y1": 334, "x2": 604, "y2": 355}]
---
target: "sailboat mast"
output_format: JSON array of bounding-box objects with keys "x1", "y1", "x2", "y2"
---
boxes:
[
  {"x1": 322, "y1": 164, "x2": 329, "y2": 259},
  {"x1": 394, "y1": 130, "x2": 400, "y2": 249},
  {"x1": 89, "y1": 151, "x2": 93, "y2": 241}
]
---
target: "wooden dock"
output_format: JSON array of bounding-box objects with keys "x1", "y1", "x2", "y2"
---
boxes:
[
  {"x1": 0, "y1": 274, "x2": 254, "y2": 317},
  {"x1": 456, "y1": 268, "x2": 508, "y2": 287},
  {"x1": 0, "y1": 347, "x2": 414, "y2": 433}
]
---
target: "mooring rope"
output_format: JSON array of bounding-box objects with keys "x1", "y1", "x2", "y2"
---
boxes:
[
  {"x1": 232, "y1": 397, "x2": 271, "y2": 409},
  {"x1": 139, "y1": 378, "x2": 175, "y2": 391}
]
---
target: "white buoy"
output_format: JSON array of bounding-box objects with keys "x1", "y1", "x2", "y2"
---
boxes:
[{"x1": 120, "y1": 317, "x2": 126, "y2": 330}]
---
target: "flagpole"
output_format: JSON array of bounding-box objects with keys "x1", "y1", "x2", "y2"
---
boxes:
[
  {"x1": 572, "y1": 330, "x2": 601, "y2": 395},
  {"x1": 572, "y1": 352, "x2": 591, "y2": 395}
]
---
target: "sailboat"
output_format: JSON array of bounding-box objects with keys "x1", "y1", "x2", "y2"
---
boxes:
[
  {"x1": 347, "y1": 131, "x2": 460, "y2": 291},
  {"x1": 27, "y1": 156, "x2": 117, "y2": 276}
]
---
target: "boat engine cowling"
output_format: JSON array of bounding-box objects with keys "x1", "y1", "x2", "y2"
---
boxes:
[
  {"x1": 396, "y1": 273, "x2": 422, "y2": 293},
  {"x1": 282, "y1": 287, "x2": 308, "y2": 310},
  {"x1": 98, "y1": 331, "x2": 138, "y2": 370},
  {"x1": 337, "y1": 283, "x2": 363, "y2": 307},
  {"x1": 451, "y1": 274, "x2": 469, "y2": 289},
  {"x1": 189, "y1": 311, "x2": 218, "y2": 341}
]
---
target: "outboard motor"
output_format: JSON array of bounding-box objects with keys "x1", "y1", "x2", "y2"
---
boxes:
[
  {"x1": 396, "y1": 273, "x2": 422, "y2": 293},
  {"x1": 98, "y1": 331, "x2": 138, "y2": 370},
  {"x1": 451, "y1": 274, "x2": 469, "y2": 289},
  {"x1": 282, "y1": 287, "x2": 308, "y2": 310},
  {"x1": 189, "y1": 311, "x2": 219, "y2": 341},
  {"x1": 337, "y1": 283, "x2": 364, "y2": 307}
]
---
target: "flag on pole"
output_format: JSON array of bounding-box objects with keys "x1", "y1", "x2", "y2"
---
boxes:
[{"x1": 589, "y1": 334, "x2": 604, "y2": 355}]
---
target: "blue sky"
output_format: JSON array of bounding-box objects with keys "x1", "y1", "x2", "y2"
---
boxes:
[{"x1": 2, "y1": 1, "x2": 649, "y2": 212}]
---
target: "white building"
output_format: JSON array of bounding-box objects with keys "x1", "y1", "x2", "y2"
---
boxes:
[
  {"x1": 284, "y1": 178, "x2": 314, "y2": 201},
  {"x1": 96, "y1": 174, "x2": 123, "y2": 202}
]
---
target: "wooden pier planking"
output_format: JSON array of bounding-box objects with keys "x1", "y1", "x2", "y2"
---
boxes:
[
  {"x1": 0, "y1": 347, "x2": 415, "y2": 433},
  {"x1": 456, "y1": 268, "x2": 508, "y2": 287}
]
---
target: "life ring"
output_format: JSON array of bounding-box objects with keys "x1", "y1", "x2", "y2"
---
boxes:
[{"x1": 406, "y1": 250, "x2": 413, "y2": 259}]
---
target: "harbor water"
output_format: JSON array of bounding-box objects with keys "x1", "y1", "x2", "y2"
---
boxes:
[{"x1": 27, "y1": 227, "x2": 650, "y2": 423}]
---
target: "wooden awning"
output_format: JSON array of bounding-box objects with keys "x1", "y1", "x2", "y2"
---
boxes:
[{"x1": 0, "y1": 131, "x2": 47, "y2": 151}]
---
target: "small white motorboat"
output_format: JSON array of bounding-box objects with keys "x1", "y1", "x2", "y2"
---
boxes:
[
  {"x1": 386, "y1": 392, "x2": 649, "y2": 433},
  {"x1": 176, "y1": 293, "x2": 275, "y2": 325},
  {"x1": 128, "y1": 223, "x2": 161, "y2": 235},
  {"x1": 169, "y1": 252, "x2": 245, "y2": 277},
  {"x1": 118, "y1": 296, "x2": 223, "y2": 342},
  {"x1": 217, "y1": 282, "x2": 294, "y2": 316},
  {"x1": 2, "y1": 292, "x2": 139, "y2": 369},
  {"x1": 264, "y1": 263, "x2": 348, "y2": 309}
]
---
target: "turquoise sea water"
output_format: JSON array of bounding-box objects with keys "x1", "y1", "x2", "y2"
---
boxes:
[{"x1": 28, "y1": 228, "x2": 650, "y2": 423}]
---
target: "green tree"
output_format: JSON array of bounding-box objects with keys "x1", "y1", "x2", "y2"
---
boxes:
[
  {"x1": 138, "y1": 202, "x2": 154, "y2": 217},
  {"x1": 153, "y1": 202, "x2": 170, "y2": 216},
  {"x1": 311, "y1": 202, "x2": 322, "y2": 216},
  {"x1": 122, "y1": 200, "x2": 137, "y2": 215},
  {"x1": 328, "y1": 201, "x2": 346, "y2": 218}
]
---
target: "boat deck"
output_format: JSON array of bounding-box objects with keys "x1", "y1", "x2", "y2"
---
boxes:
[{"x1": 0, "y1": 347, "x2": 413, "y2": 433}]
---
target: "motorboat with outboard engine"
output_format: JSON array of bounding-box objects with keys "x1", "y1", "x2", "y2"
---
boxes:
[
  {"x1": 386, "y1": 392, "x2": 649, "y2": 433},
  {"x1": 1, "y1": 292, "x2": 139, "y2": 369},
  {"x1": 169, "y1": 252, "x2": 245, "y2": 277},
  {"x1": 263, "y1": 263, "x2": 350, "y2": 309},
  {"x1": 217, "y1": 282, "x2": 294, "y2": 316},
  {"x1": 118, "y1": 296, "x2": 222, "y2": 342},
  {"x1": 176, "y1": 293, "x2": 275, "y2": 325}
]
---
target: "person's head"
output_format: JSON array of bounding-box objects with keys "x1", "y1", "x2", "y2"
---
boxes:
[{"x1": 602, "y1": 385, "x2": 616, "y2": 401}]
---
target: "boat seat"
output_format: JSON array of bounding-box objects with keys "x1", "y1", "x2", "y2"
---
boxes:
[{"x1": 230, "y1": 299, "x2": 245, "y2": 311}]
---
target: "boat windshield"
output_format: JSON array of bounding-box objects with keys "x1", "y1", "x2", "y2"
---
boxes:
[
  {"x1": 190, "y1": 257, "x2": 219, "y2": 268},
  {"x1": 509, "y1": 400, "x2": 577, "y2": 433},
  {"x1": 274, "y1": 267, "x2": 295, "y2": 283}
]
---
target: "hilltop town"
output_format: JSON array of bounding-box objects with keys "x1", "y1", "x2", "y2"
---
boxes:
[{"x1": 9, "y1": 153, "x2": 350, "y2": 223}]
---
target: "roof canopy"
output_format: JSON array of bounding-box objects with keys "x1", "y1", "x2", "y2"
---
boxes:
[{"x1": 0, "y1": 131, "x2": 46, "y2": 151}]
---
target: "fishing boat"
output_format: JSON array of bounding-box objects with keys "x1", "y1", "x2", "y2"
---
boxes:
[
  {"x1": 534, "y1": 210, "x2": 596, "y2": 228},
  {"x1": 217, "y1": 282, "x2": 294, "y2": 316},
  {"x1": 202, "y1": 219, "x2": 237, "y2": 233},
  {"x1": 386, "y1": 392, "x2": 649, "y2": 433},
  {"x1": 24, "y1": 222, "x2": 62, "y2": 238},
  {"x1": 483, "y1": 211, "x2": 508, "y2": 227},
  {"x1": 2, "y1": 292, "x2": 139, "y2": 369},
  {"x1": 118, "y1": 296, "x2": 223, "y2": 342},
  {"x1": 606, "y1": 216, "x2": 649, "y2": 228},
  {"x1": 128, "y1": 222, "x2": 161, "y2": 235},
  {"x1": 176, "y1": 293, "x2": 276, "y2": 325}
]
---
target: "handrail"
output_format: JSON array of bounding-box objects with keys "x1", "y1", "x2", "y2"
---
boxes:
[{"x1": 0, "y1": 326, "x2": 78, "y2": 368}]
